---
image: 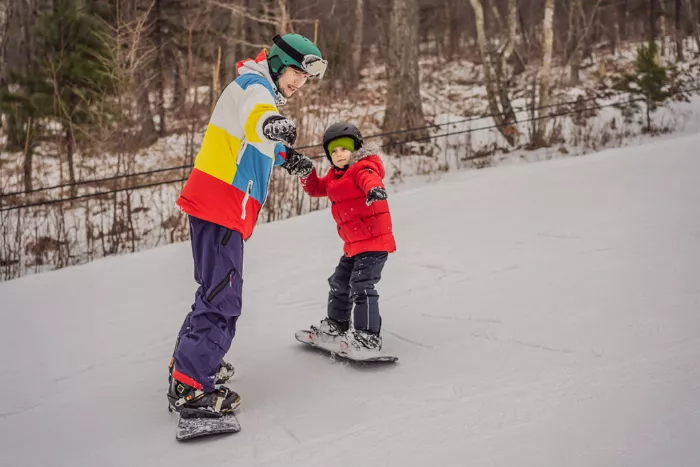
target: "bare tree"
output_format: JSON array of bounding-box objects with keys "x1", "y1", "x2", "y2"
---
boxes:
[
  {"x1": 617, "y1": 0, "x2": 628, "y2": 43},
  {"x1": 675, "y1": 0, "x2": 684, "y2": 60},
  {"x1": 349, "y1": 0, "x2": 364, "y2": 87},
  {"x1": 650, "y1": 0, "x2": 658, "y2": 43},
  {"x1": 0, "y1": 0, "x2": 10, "y2": 93},
  {"x1": 275, "y1": 0, "x2": 291, "y2": 34},
  {"x1": 3, "y1": 0, "x2": 39, "y2": 190},
  {"x1": 535, "y1": 0, "x2": 555, "y2": 147},
  {"x1": 152, "y1": 0, "x2": 167, "y2": 136},
  {"x1": 119, "y1": 0, "x2": 158, "y2": 146},
  {"x1": 469, "y1": 0, "x2": 517, "y2": 146},
  {"x1": 568, "y1": 0, "x2": 583, "y2": 85},
  {"x1": 688, "y1": 0, "x2": 700, "y2": 53},
  {"x1": 382, "y1": 0, "x2": 427, "y2": 146},
  {"x1": 658, "y1": 0, "x2": 667, "y2": 54}
]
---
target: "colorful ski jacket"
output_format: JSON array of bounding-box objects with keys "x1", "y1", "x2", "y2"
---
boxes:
[{"x1": 177, "y1": 50, "x2": 289, "y2": 239}]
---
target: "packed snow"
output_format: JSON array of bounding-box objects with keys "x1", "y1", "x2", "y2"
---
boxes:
[{"x1": 1, "y1": 132, "x2": 699, "y2": 466}]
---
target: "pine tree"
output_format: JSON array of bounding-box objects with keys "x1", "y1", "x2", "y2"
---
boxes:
[
  {"x1": 0, "y1": 0, "x2": 117, "y2": 188},
  {"x1": 616, "y1": 41, "x2": 671, "y2": 132}
]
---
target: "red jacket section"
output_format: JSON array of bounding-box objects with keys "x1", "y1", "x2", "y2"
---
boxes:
[{"x1": 301, "y1": 144, "x2": 396, "y2": 257}]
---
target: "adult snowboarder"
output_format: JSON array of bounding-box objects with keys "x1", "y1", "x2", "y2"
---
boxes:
[{"x1": 167, "y1": 34, "x2": 324, "y2": 417}]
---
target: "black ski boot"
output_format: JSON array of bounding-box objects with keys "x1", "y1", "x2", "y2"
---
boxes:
[{"x1": 167, "y1": 377, "x2": 241, "y2": 415}]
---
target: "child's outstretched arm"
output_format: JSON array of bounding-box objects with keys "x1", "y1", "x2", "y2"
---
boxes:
[
  {"x1": 299, "y1": 164, "x2": 328, "y2": 197},
  {"x1": 355, "y1": 167, "x2": 388, "y2": 206}
]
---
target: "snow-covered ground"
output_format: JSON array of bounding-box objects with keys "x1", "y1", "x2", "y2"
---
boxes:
[{"x1": 1, "y1": 132, "x2": 699, "y2": 466}]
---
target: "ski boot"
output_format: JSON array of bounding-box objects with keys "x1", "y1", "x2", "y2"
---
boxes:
[
  {"x1": 340, "y1": 329, "x2": 382, "y2": 357},
  {"x1": 309, "y1": 318, "x2": 350, "y2": 344},
  {"x1": 167, "y1": 377, "x2": 241, "y2": 415}
]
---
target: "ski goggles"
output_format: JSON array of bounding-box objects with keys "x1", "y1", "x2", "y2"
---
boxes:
[{"x1": 272, "y1": 35, "x2": 328, "y2": 79}]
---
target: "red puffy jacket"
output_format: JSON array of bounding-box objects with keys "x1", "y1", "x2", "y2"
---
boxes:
[{"x1": 301, "y1": 143, "x2": 397, "y2": 257}]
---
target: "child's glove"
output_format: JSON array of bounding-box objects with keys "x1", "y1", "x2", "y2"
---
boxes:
[
  {"x1": 282, "y1": 147, "x2": 314, "y2": 177},
  {"x1": 366, "y1": 186, "x2": 388, "y2": 206},
  {"x1": 262, "y1": 115, "x2": 297, "y2": 146}
]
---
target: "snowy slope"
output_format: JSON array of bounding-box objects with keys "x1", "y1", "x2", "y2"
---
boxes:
[{"x1": 1, "y1": 134, "x2": 700, "y2": 467}]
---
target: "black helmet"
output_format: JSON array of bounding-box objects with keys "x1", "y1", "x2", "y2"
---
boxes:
[{"x1": 322, "y1": 122, "x2": 364, "y2": 159}]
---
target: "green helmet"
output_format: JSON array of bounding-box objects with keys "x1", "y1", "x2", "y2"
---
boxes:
[{"x1": 268, "y1": 34, "x2": 327, "y2": 80}]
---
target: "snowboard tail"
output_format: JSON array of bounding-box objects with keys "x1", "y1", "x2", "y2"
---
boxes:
[{"x1": 175, "y1": 407, "x2": 241, "y2": 441}]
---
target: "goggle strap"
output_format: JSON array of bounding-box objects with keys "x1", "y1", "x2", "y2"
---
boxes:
[{"x1": 272, "y1": 35, "x2": 307, "y2": 67}]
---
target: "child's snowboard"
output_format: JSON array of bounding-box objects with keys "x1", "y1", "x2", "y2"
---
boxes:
[
  {"x1": 175, "y1": 407, "x2": 241, "y2": 441},
  {"x1": 295, "y1": 330, "x2": 398, "y2": 363}
]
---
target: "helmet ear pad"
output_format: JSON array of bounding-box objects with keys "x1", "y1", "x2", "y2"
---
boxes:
[
  {"x1": 267, "y1": 55, "x2": 285, "y2": 85},
  {"x1": 268, "y1": 55, "x2": 284, "y2": 74}
]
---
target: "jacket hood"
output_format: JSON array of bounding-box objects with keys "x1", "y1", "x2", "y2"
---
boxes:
[
  {"x1": 348, "y1": 142, "x2": 382, "y2": 166},
  {"x1": 236, "y1": 50, "x2": 287, "y2": 106}
]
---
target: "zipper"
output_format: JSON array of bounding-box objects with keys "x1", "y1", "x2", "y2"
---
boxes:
[
  {"x1": 241, "y1": 180, "x2": 253, "y2": 219},
  {"x1": 237, "y1": 139, "x2": 248, "y2": 164},
  {"x1": 207, "y1": 268, "x2": 236, "y2": 302},
  {"x1": 262, "y1": 144, "x2": 281, "y2": 207},
  {"x1": 222, "y1": 229, "x2": 232, "y2": 246},
  {"x1": 262, "y1": 154, "x2": 274, "y2": 206}
]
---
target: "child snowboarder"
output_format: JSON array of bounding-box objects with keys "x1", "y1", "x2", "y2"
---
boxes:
[{"x1": 294, "y1": 122, "x2": 396, "y2": 355}]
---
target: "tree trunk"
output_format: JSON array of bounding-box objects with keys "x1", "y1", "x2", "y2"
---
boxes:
[
  {"x1": 618, "y1": 0, "x2": 628, "y2": 41},
  {"x1": 688, "y1": 0, "x2": 700, "y2": 53},
  {"x1": 536, "y1": 0, "x2": 555, "y2": 147},
  {"x1": 490, "y1": 0, "x2": 524, "y2": 73},
  {"x1": 518, "y1": 7, "x2": 531, "y2": 56},
  {"x1": 650, "y1": 0, "x2": 658, "y2": 43},
  {"x1": 23, "y1": 148, "x2": 33, "y2": 192},
  {"x1": 65, "y1": 95, "x2": 78, "y2": 193},
  {"x1": 350, "y1": 0, "x2": 364, "y2": 87},
  {"x1": 382, "y1": 0, "x2": 427, "y2": 148},
  {"x1": 0, "y1": 0, "x2": 12, "y2": 136},
  {"x1": 222, "y1": 6, "x2": 237, "y2": 86},
  {"x1": 447, "y1": 0, "x2": 461, "y2": 59},
  {"x1": 469, "y1": 0, "x2": 516, "y2": 146},
  {"x1": 135, "y1": 70, "x2": 158, "y2": 146},
  {"x1": 22, "y1": 117, "x2": 33, "y2": 192},
  {"x1": 675, "y1": 0, "x2": 684, "y2": 60},
  {"x1": 498, "y1": 0, "x2": 517, "y2": 126},
  {"x1": 0, "y1": 0, "x2": 11, "y2": 93},
  {"x1": 172, "y1": 53, "x2": 184, "y2": 112},
  {"x1": 568, "y1": 0, "x2": 583, "y2": 85},
  {"x1": 506, "y1": 0, "x2": 523, "y2": 73},
  {"x1": 609, "y1": 2, "x2": 619, "y2": 54},
  {"x1": 65, "y1": 121, "x2": 76, "y2": 196},
  {"x1": 153, "y1": 0, "x2": 166, "y2": 136},
  {"x1": 121, "y1": 0, "x2": 157, "y2": 146},
  {"x1": 659, "y1": 0, "x2": 667, "y2": 54},
  {"x1": 277, "y1": 0, "x2": 290, "y2": 34}
]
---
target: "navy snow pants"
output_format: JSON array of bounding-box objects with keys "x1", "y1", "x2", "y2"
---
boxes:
[
  {"x1": 173, "y1": 216, "x2": 243, "y2": 392},
  {"x1": 327, "y1": 252, "x2": 388, "y2": 334}
]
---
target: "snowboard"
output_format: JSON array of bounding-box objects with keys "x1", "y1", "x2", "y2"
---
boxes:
[
  {"x1": 174, "y1": 407, "x2": 241, "y2": 441},
  {"x1": 295, "y1": 329, "x2": 398, "y2": 363}
]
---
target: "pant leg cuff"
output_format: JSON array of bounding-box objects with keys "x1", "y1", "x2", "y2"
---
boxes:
[{"x1": 172, "y1": 369, "x2": 204, "y2": 390}]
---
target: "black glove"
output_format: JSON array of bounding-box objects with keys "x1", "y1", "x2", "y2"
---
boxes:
[
  {"x1": 282, "y1": 146, "x2": 314, "y2": 177},
  {"x1": 366, "y1": 186, "x2": 388, "y2": 206},
  {"x1": 262, "y1": 115, "x2": 297, "y2": 146}
]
